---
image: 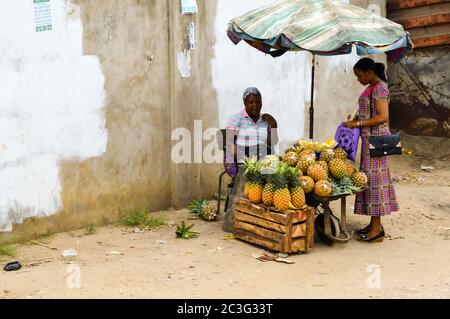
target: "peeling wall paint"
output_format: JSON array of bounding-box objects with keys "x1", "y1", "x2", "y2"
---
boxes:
[{"x1": 0, "y1": 0, "x2": 107, "y2": 232}]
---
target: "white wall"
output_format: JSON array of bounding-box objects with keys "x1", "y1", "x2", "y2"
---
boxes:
[
  {"x1": 0, "y1": 0, "x2": 107, "y2": 232},
  {"x1": 212, "y1": 0, "x2": 384, "y2": 148},
  {"x1": 212, "y1": 0, "x2": 312, "y2": 152}
]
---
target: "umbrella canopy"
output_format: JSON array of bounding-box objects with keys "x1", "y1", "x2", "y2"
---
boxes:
[
  {"x1": 227, "y1": 0, "x2": 413, "y2": 61},
  {"x1": 227, "y1": 0, "x2": 413, "y2": 139}
]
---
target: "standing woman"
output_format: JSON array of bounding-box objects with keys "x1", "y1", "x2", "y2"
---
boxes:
[{"x1": 345, "y1": 58, "x2": 399, "y2": 242}]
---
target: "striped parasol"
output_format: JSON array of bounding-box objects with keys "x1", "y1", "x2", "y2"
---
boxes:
[
  {"x1": 228, "y1": 0, "x2": 413, "y2": 60},
  {"x1": 227, "y1": 0, "x2": 413, "y2": 139}
]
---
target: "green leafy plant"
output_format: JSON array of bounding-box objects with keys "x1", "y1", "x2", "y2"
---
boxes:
[
  {"x1": 84, "y1": 223, "x2": 97, "y2": 235},
  {"x1": 120, "y1": 208, "x2": 166, "y2": 229},
  {"x1": 0, "y1": 243, "x2": 16, "y2": 257},
  {"x1": 176, "y1": 221, "x2": 199, "y2": 239}
]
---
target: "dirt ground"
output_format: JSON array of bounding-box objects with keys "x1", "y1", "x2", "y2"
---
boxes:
[{"x1": 1, "y1": 154, "x2": 449, "y2": 299}]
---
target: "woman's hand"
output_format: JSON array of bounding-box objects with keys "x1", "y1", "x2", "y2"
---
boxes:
[
  {"x1": 262, "y1": 113, "x2": 277, "y2": 128},
  {"x1": 344, "y1": 120, "x2": 359, "y2": 129}
]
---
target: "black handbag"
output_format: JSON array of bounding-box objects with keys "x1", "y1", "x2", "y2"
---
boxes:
[{"x1": 367, "y1": 84, "x2": 402, "y2": 158}]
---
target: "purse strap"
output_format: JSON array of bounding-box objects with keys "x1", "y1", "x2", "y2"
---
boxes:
[{"x1": 368, "y1": 82, "x2": 381, "y2": 136}]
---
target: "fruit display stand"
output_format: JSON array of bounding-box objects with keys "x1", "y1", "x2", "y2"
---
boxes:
[
  {"x1": 233, "y1": 198, "x2": 315, "y2": 254},
  {"x1": 306, "y1": 193, "x2": 352, "y2": 244}
]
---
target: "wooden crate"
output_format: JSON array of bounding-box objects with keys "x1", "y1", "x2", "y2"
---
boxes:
[{"x1": 233, "y1": 198, "x2": 315, "y2": 254}]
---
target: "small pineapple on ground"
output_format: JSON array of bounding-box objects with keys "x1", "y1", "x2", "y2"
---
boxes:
[
  {"x1": 188, "y1": 200, "x2": 217, "y2": 221},
  {"x1": 243, "y1": 157, "x2": 264, "y2": 204},
  {"x1": 201, "y1": 203, "x2": 218, "y2": 221}
]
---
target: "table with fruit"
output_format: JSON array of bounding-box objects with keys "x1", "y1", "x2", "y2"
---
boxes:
[{"x1": 241, "y1": 139, "x2": 369, "y2": 243}]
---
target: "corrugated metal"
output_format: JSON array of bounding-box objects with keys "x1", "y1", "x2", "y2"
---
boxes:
[{"x1": 387, "y1": 0, "x2": 450, "y2": 48}]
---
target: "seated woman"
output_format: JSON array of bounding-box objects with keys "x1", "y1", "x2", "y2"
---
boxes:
[
  {"x1": 225, "y1": 87, "x2": 278, "y2": 169},
  {"x1": 222, "y1": 87, "x2": 278, "y2": 232}
]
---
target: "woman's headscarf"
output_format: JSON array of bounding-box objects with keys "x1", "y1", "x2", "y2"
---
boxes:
[{"x1": 243, "y1": 87, "x2": 261, "y2": 102}]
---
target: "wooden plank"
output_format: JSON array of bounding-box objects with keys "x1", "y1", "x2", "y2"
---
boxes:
[
  {"x1": 292, "y1": 223, "x2": 307, "y2": 238},
  {"x1": 412, "y1": 34, "x2": 450, "y2": 47},
  {"x1": 285, "y1": 213, "x2": 293, "y2": 252},
  {"x1": 308, "y1": 212, "x2": 315, "y2": 249},
  {"x1": 234, "y1": 229, "x2": 284, "y2": 253},
  {"x1": 235, "y1": 199, "x2": 288, "y2": 225},
  {"x1": 234, "y1": 211, "x2": 287, "y2": 234},
  {"x1": 387, "y1": 0, "x2": 445, "y2": 11},
  {"x1": 234, "y1": 220, "x2": 285, "y2": 243},
  {"x1": 395, "y1": 13, "x2": 450, "y2": 29},
  {"x1": 291, "y1": 210, "x2": 308, "y2": 223},
  {"x1": 291, "y1": 238, "x2": 307, "y2": 252}
]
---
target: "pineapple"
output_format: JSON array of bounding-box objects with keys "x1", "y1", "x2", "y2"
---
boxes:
[
  {"x1": 344, "y1": 160, "x2": 356, "y2": 177},
  {"x1": 201, "y1": 203, "x2": 218, "y2": 221},
  {"x1": 262, "y1": 175, "x2": 275, "y2": 206},
  {"x1": 314, "y1": 180, "x2": 333, "y2": 197},
  {"x1": 317, "y1": 160, "x2": 329, "y2": 175},
  {"x1": 273, "y1": 164, "x2": 292, "y2": 211},
  {"x1": 334, "y1": 148, "x2": 348, "y2": 160},
  {"x1": 307, "y1": 164, "x2": 328, "y2": 182},
  {"x1": 299, "y1": 149, "x2": 316, "y2": 158},
  {"x1": 296, "y1": 155, "x2": 316, "y2": 174},
  {"x1": 283, "y1": 151, "x2": 299, "y2": 167},
  {"x1": 287, "y1": 167, "x2": 306, "y2": 209},
  {"x1": 243, "y1": 157, "x2": 264, "y2": 203},
  {"x1": 293, "y1": 144, "x2": 304, "y2": 155},
  {"x1": 299, "y1": 176, "x2": 315, "y2": 194},
  {"x1": 328, "y1": 158, "x2": 349, "y2": 180},
  {"x1": 189, "y1": 200, "x2": 217, "y2": 221},
  {"x1": 351, "y1": 171, "x2": 368, "y2": 189},
  {"x1": 319, "y1": 149, "x2": 335, "y2": 162}
]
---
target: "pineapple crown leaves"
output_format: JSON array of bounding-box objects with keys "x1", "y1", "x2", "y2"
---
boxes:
[
  {"x1": 243, "y1": 156, "x2": 264, "y2": 184},
  {"x1": 272, "y1": 163, "x2": 290, "y2": 189},
  {"x1": 176, "y1": 221, "x2": 200, "y2": 239},
  {"x1": 330, "y1": 177, "x2": 363, "y2": 196},
  {"x1": 188, "y1": 199, "x2": 208, "y2": 216},
  {"x1": 285, "y1": 166, "x2": 301, "y2": 189}
]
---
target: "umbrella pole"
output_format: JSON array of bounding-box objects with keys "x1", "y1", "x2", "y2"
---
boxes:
[{"x1": 309, "y1": 54, "x2": 316, "y2": 140}]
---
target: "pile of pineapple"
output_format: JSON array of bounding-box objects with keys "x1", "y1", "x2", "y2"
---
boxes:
[
  {"x1": 188, "y1": 200, "x2": 218, "y2": 221},
  {"x1": 243, "y1": 139, "x2": 368, "y2": 211}
]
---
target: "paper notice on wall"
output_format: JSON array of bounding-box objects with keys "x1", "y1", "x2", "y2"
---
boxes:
[
  {"x1": 178, "y1": 50, "x2": 191, "y2": 78},
  {"x1": 33, "y1": 0, "x2": 53, "y2": 32},
  {"x1": 188, "y1": 23, "x2": 196, "y2": 50},
  {"x1": 181, "y1": 0, "x2": 198, "y2": 14}
]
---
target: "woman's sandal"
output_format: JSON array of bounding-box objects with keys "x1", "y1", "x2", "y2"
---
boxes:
[
  {"x1": 356, "y1": 224, "x2": 371, "y2": 235},
  {"x1": 358, "y1": 229, "x2": 385, "y2": 243}
]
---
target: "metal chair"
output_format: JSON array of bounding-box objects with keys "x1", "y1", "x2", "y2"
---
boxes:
[
  {"x1": 215, "y1": 129, "x2": 274, "y2": 215},
  {"x1": 215, "y1": 129, "x2": 235, "y2": 215}
]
